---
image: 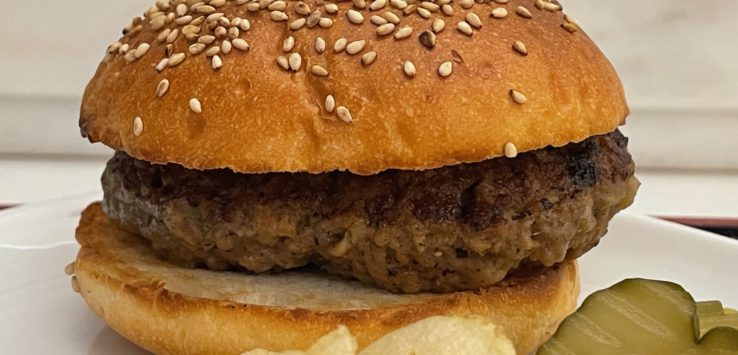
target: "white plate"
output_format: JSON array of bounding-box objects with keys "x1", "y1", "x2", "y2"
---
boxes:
[{"x1": 1, "y1": 193, "x2": 737, "y2": 354}]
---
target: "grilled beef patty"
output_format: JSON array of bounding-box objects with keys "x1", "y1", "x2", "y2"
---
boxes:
[{"x1": 102, "y1": 130, "x2": 638, "y2": 293}]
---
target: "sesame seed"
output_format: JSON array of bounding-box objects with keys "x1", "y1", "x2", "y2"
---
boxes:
[
  {"x1": 175, "y1": 15, "x2": 193, "y2": 25},
  {"x1": 290, "y1": 18, "x2": 307, "y2": 30},
  {"x1": 240, "y1": 19, "x2": 251, "y2": 31},
  {"x1": 133, "y1": 117, "x2": 144, "y2": 136},
  {"x1": 441, "y1": 4, "x2": 454, "y2": 16},
  {"x1": 189, "y1": 43, "x2": 206, "y2": 55},
  {"x1": 156, "y1": 79, "x2": 170, "y2": 98},
  {"x1": 417, "y1": 7, "x2": 431, "y2": 19},
  {"x1": 432, "y1": 19, "x2": 445, "y2": 33},
  {"x1": 369, "y1": 0, "x2": 387, "y2": 11},
  {"x1": 307, "y1": 10, "x2": 322, "y2": 28},
  {"x1": 64, "y1": 262, "x2": 76, "y2": 275},
  {"x1": 403, "y1": 61, "x2": 416, "y2": 77},
  {"x1": 122, "y1": 47, "x2": 138, "y2": 62},
  {"x1": 319, "y1": 17, "x2": 334, "y2": 28},
  {"x1": 516, "y1": 6, "x2": 532, "y2": 19},
  {"x1": 181, "y1": 24, "x2": 200, "y2": 36},
  {"x1": 199, "y1": 35, "x2": 216, "y2": 44},
  {"x1": 562, "y1": 22, "x2": 578, "y2": 33},
  {"x1": 325, "y1": 95, "x2": 335, "y2": 113},
  {"x1": 491, "y1": 7, "x2": 508, "y2": 19},
  {"x1": 361, "y1": 51, "x2": 377, "y2": 65},
  {"x1": 150, "y1": 16, "x2": 166, "y2": 31},
  {"x1": 510, "y1": 89, "x2": 527, "y2": 104},
  {"x1": 246, "y1": 2, "x2": 260, "y2": 11},
  {"x1": 166, "y1": 29, "x2": 179, "y2": 44},
  {"x1": 438, "y1": 61, "x2": 453, "y2": 77},
  {"x1": 283, "y1": 36, "x2": 295, "y2": 52},
  {"x1": 419, "y1": 31, "x2": 436, "y2": 49},
  {"x1": 268, "y1": 0, "x2": 286, "y2": 11},
  {"x1": 134, "y1": 42, "x2": 150, "y2": 58},
  {"x1": 334, "y1": 38, "x2": 348, "y2": 52},
  {"x1": 336, "y1": 106, "x2": 353, "y2": 123},
  {"x1": 390, "y1": 0, "x2": 407, "y2": 10},
  {"x1": 346, "y1": 40, "x2": 366, "y2": 55},
  {"x1": 165, "y1": 44, "x2": 174, "y2": 57},
  {"x1": 347, "y1": 9, "x2": 365, "y2": 24},
  {"x1": 513, "y1": 40, "x2": 528, "y2": 56},
  {"x1": 191, "y1": 16, "x2": 205, "y2": 26},
  {"x1": 212, "y1": 55, "x2": 223, "y2": 70},
  {"x1": 376, "y1": 23, "x2": 396, "y2": 36},
  {"x1": 288, "y1": 52, "x2": 302, "y2": 71},
  {"x1": 270, "y1": 11, "x2": 288, "y2": 21},
  {"x1": 107, "y1": 42, "x2": 122, "y2": 54},
  {"x1": 168, "y1": 53, "x2": 186, "y2": 67},
  {"x1": 276, "y1": 56, "x2": 289, "y2": 70},
  {"x1": 71, "y1": 276, "x2": 80, "y2": 293},
  {"x1": 371, "y1": 15, "x2": 388, "y2": 25},
  {"x1": 311, "y1": 65, "x2": 329, "y2": 76},
  {"x1": 457, "y1": 21, "x2": 473, "y2": 36},
  {"x1": 315, "y1": 37, "x2": 326, "y2": 53},
  {"x1": 221, "y1": 40, "x2": 232, "y2": 54},
  {"x1": 325, "y1": 3, "x2": 339, "y2": 14},
  {"x1": 206, "y1": 46, "x2": 221, "y2": 57},
  {"x1": 382, "y1": 11, "x2": 400, "y2": 24},
  {"x1": 295, "y1": 2, "x2": 311, "y2": 15},
  {"x1": 228, "y1": 27, "x2": 239, "y2": 40},
  {"x1": 420, "y1": 1, "x2": 440, "y2": 11},
  {"x1": 207, "y1": 12, "x2": 225, "y2": 22},
  {"x1": 460, "y1": 0, "x2": 473, "y2": 9},
  {"x1": 402, "y1": 4, "x2": 416, "y2": 16},
  {"x1": 504, "y1": 143, "x2": 518, "y2": 158},
  {"x1": 466, "y1": 12, "x2": 482, "y2": 29},
  {"x1": 176, "y1": 3, "x2": 187, "y2": 16},
  {"x1": 214, "y1": 26, "x2": 227, "y2": 39},
  {"x1": 394, "y1": 26, "x2": 413, "y2": 40},
  {"x1": 155, "y1": 58, "x2": 169, "y2": 72},
  {"x1": 189, "y1": 98, "x2": 203, "y2": 113},
  {"x1": 434, "y1": 251, "x2": 443, "y2": 257},
  {"x1": 118, "y1": 43, "x2": 129, "y2": 54},
  {"x1": 196, "y1": 5, "x2": 216, "y2": 14},
  {"x1": 353, "y1": 0, "x2": 367, "y2": 9},
  {"x1": 543, "y1": 2, "x2": 562, "y2": 11},
  {"x1": 128, "y1": 25, "x2": 143, "y2": 37},
  {"x1": 157, "y1": 28, "x2": 171, "y2": 43},
  {"x1": 232, "y1": 39, "x2": 250, "y2": 52}
]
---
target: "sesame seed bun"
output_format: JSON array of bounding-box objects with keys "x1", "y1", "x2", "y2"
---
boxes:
[
  {"x1": 80, "y1": 0, "x2": 627, "y2": 174},
  {"x1": 73, "y1": 203, "x2": 579, "y2": 354}
]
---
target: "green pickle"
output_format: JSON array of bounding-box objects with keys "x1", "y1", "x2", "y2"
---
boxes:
[{"x1": 538, "y1": 279, "x2": 738, "y2": 354}]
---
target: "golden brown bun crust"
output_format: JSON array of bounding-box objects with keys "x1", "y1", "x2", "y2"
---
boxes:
[
  {"x1": 80, "y1": 0, "x2": 627, "y2": 174},
  {"x1": 74, "y1": 203, "x2": 579, "y2": 354}
]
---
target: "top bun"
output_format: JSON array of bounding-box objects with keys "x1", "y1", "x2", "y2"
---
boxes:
[{"x1": 80, "y1": 0, "x2": 627, "y2": 175}]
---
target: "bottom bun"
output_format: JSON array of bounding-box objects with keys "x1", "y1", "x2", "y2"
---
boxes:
[{"x1": 73, "y1": 202, "x2": 579, "y2": 355}]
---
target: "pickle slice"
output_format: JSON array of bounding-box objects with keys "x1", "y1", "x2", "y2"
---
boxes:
[
  {"x1": 696, "y1": 301, "x2": 738, "y2": 341},
  {"x1": 538, "y1": 279, "x2": 738, "y2": 354}
]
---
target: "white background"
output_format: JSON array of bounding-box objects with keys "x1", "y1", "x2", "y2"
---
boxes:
[{"x1": 0, "y1": 0, "x2": 737, "y2": 215}]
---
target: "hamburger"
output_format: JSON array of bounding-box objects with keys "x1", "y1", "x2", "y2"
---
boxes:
[{"x1": 70, "y1": 0, "x2": 639, "y2": 353}]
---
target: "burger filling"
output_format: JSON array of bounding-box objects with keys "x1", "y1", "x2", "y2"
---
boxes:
[{"x1": 101, "y1": 130, "x2": 638, "y2": 293}]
